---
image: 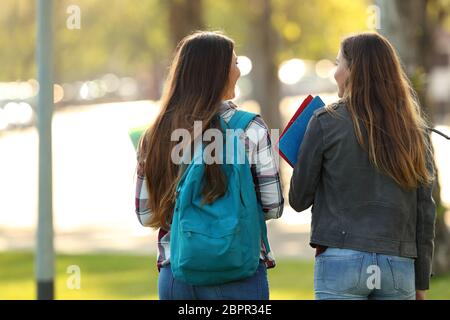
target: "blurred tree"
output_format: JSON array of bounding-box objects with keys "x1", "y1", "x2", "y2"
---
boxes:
[
  {"x1": 53, "y1": 0, "x2": 170, "y2": 99},
  {"x1": 247, "y1": 0, "x2": 281, "y2": 132},
  {"x1": 166, "y1": 0, "x2": 204, "y2": 47},
  {"x1": 429, "y1": 0, "x2": 450, "y2": 29},
  {"x1": 270, "y1": 0, "x2": 370, "y2": 62},
  {"x1": 376, "y1": 0, "x2": 450, "y2": 276},
  {"x1": 0, "y1": 0, "x2": 171, "y2": 89},
  {"x1": 0, "y1": 0, "x2": 369, "y2": 86},
  {"x1": 0, "y1": 0, "x2": 36, "y2": 81}
]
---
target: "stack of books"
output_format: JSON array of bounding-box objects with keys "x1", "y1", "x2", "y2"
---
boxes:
[{"x1": 278, "y1": 95, "x2": 325, "y2": 167}]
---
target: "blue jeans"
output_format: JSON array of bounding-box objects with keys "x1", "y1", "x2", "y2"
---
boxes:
[
  {"x1": 158, "y1": 261, "x2": 269, "y2": 300},
  {"x1": 314, "y1": 247, "x2": 416, "y2": 300}
]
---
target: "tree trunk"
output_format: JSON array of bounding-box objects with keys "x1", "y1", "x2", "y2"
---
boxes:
[
  {"x1": 376, "y1": 0, "x2": 450, "y2": 276},
  {"x1": 167, "y1": 0, "x2": 204, "y2": 48},
  {"x1": 377, "y1": 0, "x2": 428, "y2": 77},
  {"x1": 247, "y1": 0, "x2": 281, "y2": 133}
]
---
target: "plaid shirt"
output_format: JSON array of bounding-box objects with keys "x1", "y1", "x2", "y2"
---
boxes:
[{"x1": 135, "y1": 101, "x2": 284, "y2": 271}]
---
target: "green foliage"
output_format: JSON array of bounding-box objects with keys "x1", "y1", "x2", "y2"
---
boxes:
[
  {"x1": 437, "y1": 203, "x2": 448, "y2": 218},
  {"x1": 53, "y1": 0, "x2": 170, "y2": 82},
  {"x1": 0, "y1": 0, "x2": 36, "y2": 81},
  {"x1": 1, "y1": 0, "x2": 447, "y2": 85},
  {"x1": 203, "y1": 0, "x2": 371, "y2": 62},
  {"x1": 0, "y1": 0, "x2": 170, "y2": 82},
  {"x1": 129, "y1": 126, "x2": 146, "y2": 150},
  {"x1": 428, "y1": 0, "x2": 450, "y2": 31},
  {"x1": 0, "y1": 0, "x2": 371, "y2": 82},
  {"x1": 270, "y1": 0, "x2": 371, "y2": 62}
]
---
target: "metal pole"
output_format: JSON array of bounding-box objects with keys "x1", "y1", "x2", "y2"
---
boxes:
[{"x1": 36, "y1": 0, "x2": 54, "y2": 300}]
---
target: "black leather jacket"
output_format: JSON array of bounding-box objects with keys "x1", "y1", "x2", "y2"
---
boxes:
[{"x1": 289, "y1": 101, "x2": 436, "y2": 290}]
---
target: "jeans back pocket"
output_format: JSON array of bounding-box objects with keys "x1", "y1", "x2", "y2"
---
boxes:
[
  {"x1": 320, "y1": 255, "x2": 364, "y2": 293},
  {"x1": 387, "y1": 256, "x2": 415, "y2": 295}
]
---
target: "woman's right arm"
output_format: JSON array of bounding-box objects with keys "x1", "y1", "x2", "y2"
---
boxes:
[
  {"x1": 248, "y1": 116, "x2": 284, "y2": 220},
  {"x1": 135, "y1": 146, "x2": 153, "y2": 227},
  {"x1": 288, "y1": 114, "x2": 324, "y2": 212}
]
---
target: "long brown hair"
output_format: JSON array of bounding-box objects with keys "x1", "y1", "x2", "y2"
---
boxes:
[
  {"x1": 138, "y1": 31, "x2": 234, "y2": 230},
  {"x1": 340, "y1": 32, "x2": 434, "y2": 189}
]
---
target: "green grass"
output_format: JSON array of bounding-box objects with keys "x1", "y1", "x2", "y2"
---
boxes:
[{"x1": 1, "y1": 251, "x2": 449, "y2": 300}]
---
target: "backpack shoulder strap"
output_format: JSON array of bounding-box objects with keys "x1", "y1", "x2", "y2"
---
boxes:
[
  {"x1": 226, "y1": 110, "x2": 272, "y2": 253},
  {"x1": 227, "y1": 110, "x2": 258, "y2": 131}
]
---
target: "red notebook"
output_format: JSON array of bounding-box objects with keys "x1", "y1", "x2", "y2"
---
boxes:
[
  {"x1": 278, "y1": 95, "x2": 314, "y2": 166},
  {"x1": 280, "y1": 95, "x2": 314, "y2": 137}
]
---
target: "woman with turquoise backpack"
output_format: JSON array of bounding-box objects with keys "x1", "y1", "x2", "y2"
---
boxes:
[{"x1": 134, "y1": 31, "x2": 284, "y2": 300}]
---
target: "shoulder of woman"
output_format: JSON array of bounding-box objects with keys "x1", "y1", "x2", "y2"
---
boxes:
[
  {"x1": 313, "y1": 100, "x2": 348, "y2": 120},
  {"x1": 225, "y1": 101, "x2": 267, "y2": 130},
  {"x1": 242, "y1": 115, "x2": 269, "y2": 146},
  {"x1": 227, "y1": 100, "x2": 238, "y2": 109}
]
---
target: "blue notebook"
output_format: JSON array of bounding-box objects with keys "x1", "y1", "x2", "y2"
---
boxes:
[{"x1": 278, "y1": 96, "x2": 325, "y2": 167}]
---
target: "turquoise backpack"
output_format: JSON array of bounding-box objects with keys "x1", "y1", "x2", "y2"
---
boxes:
[{"x1": 170, "y1": 110, "x2": 271, "y2": 286}]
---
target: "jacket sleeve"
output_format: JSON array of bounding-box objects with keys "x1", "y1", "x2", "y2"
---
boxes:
[
  {"x1": 288, "y1": 114, "x2": 324, "y2": 212},
  {"x1": 415, "y1": 146, "x2": 437, "y2": 290}
]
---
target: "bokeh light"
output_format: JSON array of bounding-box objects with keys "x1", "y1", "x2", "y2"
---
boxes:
[{"x1": 278, "y1": 59, "x2": 306, "y2": 85}]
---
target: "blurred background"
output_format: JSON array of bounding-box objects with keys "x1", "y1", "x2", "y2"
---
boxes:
[{"x1": 0, "y1": 0, "x2": 449, "y2": 299}]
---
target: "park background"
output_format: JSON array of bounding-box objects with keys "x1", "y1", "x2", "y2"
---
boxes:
[{"x1": 1, "y1": 0, "x2": 450, "y2": 299}]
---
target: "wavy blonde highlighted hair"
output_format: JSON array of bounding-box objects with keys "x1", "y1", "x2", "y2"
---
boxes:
[{"x1": 340, "y1": 32, "x2": 434, "y2": 189}]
